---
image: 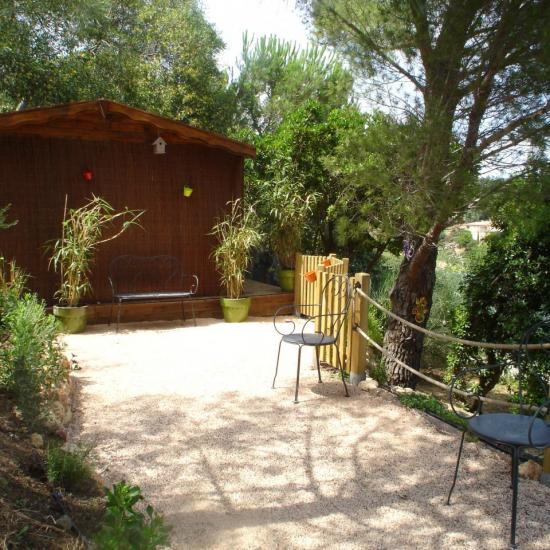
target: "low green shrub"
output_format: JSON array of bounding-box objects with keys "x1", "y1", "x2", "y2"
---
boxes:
[
  {"x1": 0, "y1": 293, "x2": 66, "y2": 427},
  {"x1": 369, "y1": 360, "x2": 388, "y2": 386},
  {"x1": 398, "y1": 391, "x2": 467, "y2": 430},
  {"x1": 0, "y1": 258, "x2": 28, "y2": 325},
  {"x1": 46, "y1": 443, "x2": 92, "y2": 493},
  {"x1": 94, "y1": 481, "x2": 171, "y2": 550}
]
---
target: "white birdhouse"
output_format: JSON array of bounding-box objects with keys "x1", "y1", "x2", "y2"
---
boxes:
[{"x1": 152, "y1": 137, "x2": 166, "y2": 155}]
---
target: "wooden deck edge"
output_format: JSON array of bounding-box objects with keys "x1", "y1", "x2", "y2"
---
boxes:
[{"x1": 85, "y1": 293, "x2": 294, "y2": 325}]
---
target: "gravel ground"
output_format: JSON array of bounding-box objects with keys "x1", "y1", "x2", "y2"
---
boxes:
[{"x1": 64, "y1": 318, "x2": 550, "y2": 550}]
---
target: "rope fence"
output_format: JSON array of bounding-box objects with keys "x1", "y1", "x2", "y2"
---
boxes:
[
  {"x1": 351, "y1": 285, "x2": 549, "y2": 412},
  {"x1": 355, "y1": 287, "x2": 550, "y2": 351}
]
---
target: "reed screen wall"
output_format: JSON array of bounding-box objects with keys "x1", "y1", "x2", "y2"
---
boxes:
[{"x1": 0, "y1": 135, "x2": 244, "y2": 302}]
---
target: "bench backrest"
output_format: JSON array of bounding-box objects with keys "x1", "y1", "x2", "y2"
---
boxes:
[{"x1": 108, "y1": 255, "x2": 198, "y2": 295}]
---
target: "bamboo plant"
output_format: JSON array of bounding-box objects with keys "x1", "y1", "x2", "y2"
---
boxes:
[
  {"x1": 49, "y1": 195, "x2": 144, "y2": 307},
  {"x1": 210, "y1": 199, "x2": 263, "y2": 299},
  {"x1": 268, "y1": 184, "x2": 316, "y2": 269}
]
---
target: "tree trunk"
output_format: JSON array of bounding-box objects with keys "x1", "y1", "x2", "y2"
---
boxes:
[{"x1": 383, "y1": 231, "x2": 440, "y2": 387}]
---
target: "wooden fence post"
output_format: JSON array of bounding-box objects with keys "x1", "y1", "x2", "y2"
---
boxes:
[
  {"x1": 349, "y1": 272, "x2": 370, "y2": 385},
  {"x1": 294, "y1": 252, "x2": 302, "y2": 313}
]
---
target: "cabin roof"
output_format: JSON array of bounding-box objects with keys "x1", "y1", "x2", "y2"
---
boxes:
[{"x1": 0, "y1": 99, "x2": 255, "y2": 158}]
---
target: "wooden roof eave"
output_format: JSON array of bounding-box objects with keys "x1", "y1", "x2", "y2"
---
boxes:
[{"x1": 0, "y1": 100, "x2": 256, "y2": 158}]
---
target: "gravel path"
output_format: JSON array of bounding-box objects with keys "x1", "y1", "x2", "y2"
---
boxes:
[{"x1": 64, "y1": 318, "x2": 550, "y2": 549}]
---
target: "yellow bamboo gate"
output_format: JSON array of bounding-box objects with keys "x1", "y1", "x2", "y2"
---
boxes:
[{"x1": 294, "y1": 253, "x2": 368, "y2": 383}]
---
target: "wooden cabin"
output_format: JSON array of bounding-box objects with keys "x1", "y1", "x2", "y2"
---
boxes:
[{"x1": 0, "y1": 100, "x2": 256, "y2": 311}]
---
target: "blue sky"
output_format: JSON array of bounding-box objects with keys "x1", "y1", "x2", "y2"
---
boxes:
[{"x1": 202, "y1": 0, "x2": 311, "y2": 73}]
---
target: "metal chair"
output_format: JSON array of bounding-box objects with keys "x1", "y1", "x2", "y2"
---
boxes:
[
  {"x1": 446, "y1": 319, "x2": 550, "y2": 549},
  {"x1": 272, "y1": 275, "x2": 352, "y2": 403}
]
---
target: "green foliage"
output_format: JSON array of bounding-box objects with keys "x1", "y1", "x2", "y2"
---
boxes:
[
  {"x1": 210, "y1": 199, "x2": 263, "y2": 299},
  {"x1": 94, "y1": 481, "x2": 171, "y2": 550},
  {"x1": 328, "y1": 111, "x2": 430, "y2": 244},
  {"x1": 303, "y1": 1, "x2": 550, "y2": 384},
  {"x1": 267, "y1": 184, "x2": 316, "y2": 269},
  {"x1": 0, "y1": 0, "x2": 232, "y2": 132},
  {"x1": 0, "y1": 258, "x2": 28, "y2": 325},
  {"x1": 0, "y1": 294, "x2": 66, "y2": 427},
  {"x1": 398, "y1": 392, "x2": 467, "y2": 430},
  {"x1": 248, "y1": 100, "x2": 365, "y2": 254},
  {"x1": 369, "y1": 359, "x2": 388, "y2": 386},
  {"x1": 234, "y1": 35, "x2": 360, "y2": 260},
  {"x1": 46, "y1": 443, "x2": 92, "y2": 493},
  {"x1": 233, "y1": 34, "x2": 353, "y2": 135},
  {"x1": 453, "y1": 229, "x2": 474, "y2": 249},
  {"x1": 447, "y1": 169, "x2": 550, "y2": 399},
  {"x1": 49, "y1": 196, "x2": 144, "y2": 307}
]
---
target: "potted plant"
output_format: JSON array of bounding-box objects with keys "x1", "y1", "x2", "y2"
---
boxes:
[
  {"x1": 49, "y1": 195, "x2": 144, "y2": 333},
  {"x1": 210, "y1": 199, "x2": 262, "y2": 323},
  {"x1": 269, "y1": 186, "x2": 316, "y2": 291}
]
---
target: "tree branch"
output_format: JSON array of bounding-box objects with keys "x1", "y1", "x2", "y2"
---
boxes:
[
  {"x1": 318, "y1": 0, "x2": 425, "y2": 92},
  {"x1": 477, "y1": 100, "x2": 550, "y2": 154}
]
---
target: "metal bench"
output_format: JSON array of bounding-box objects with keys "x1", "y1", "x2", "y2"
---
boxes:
[{"x1": 108, "y1": 255, "x2": 199, "y2": 332}]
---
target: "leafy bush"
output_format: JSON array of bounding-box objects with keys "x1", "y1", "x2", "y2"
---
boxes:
[
  {"x1": 94, "y1": 482, "x2": 171, "y2": 550},
  {"x1": 0, "y1": 258, "x2": 28, "y2": 325},
  {"x1": 398, "y1": 392, "x2": 467, "y2": 430},
  {"x1": 453, "y1": 228, "x2": 474, "y2": 249},
  {"x1": 46, "y1": 443, "x2": 92, "y2": 493},
  {"x1": 0, "y1": 294, "x2": 66, "y2": 427},
  {"x1": 369, "y1": 360, "x2": 388, "y2": 386}
]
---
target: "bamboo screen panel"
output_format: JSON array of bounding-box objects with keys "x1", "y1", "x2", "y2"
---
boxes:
[{"x1": 0, "y1": 135, "x2": 244, "y2": 302}]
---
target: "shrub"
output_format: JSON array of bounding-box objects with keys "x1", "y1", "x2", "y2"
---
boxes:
[
  {"x1": 398, "y1": 392, "x2": 467, "y2": 430},
  {"x1": 94, "y1": 482, "x2": 171, "y2": 550},
  {"x1": 46, "y1": 443, "x2": 92, "y2": 493},
  {"x1": 0, "y1": 258, "x2": 28, "y2": 325},
  {"x1": 0, "y1": 294, "x2": 66, "y2": 427}
]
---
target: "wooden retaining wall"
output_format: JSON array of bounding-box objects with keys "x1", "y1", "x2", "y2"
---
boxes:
[{"x1": 82, "y1": 292, "x2": 293, "y2": 325}]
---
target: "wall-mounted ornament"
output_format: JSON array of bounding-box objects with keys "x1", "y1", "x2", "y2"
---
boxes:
[
  {"x1": 152, "y1": 136, "x2": 166, "y2": 155},
  {"x1": 82, "y1": 169, "x2": 93, "y2": 181},
  {"x1": 182, "y1": 185, "x2": 193, "y2": 198}
]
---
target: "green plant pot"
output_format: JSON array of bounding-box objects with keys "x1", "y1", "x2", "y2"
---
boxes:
[
  {"x1": 53, "y1": 305, "x2": 88, "y2": 334},
  {"x1": 278, "y1": 269, "x2": 295, "y2": 292},
  {"x1": 220, "y1": 297, "x2": 251, "y2": 323}
]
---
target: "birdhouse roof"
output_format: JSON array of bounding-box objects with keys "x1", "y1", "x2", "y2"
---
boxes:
[{"x1": 0, "y1": 99, "x2": 255, "y2": 158}]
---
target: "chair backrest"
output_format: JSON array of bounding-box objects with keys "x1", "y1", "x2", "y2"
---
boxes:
[
  {"x1": 108, "y1": 255, "x2": 183, "y2": 295},
  {"x1": 517, "y1": 318, "x2": 550, "y2": 413},
  {"x1": 316, "y1": 274, "x2": 353, "y2": 340}
]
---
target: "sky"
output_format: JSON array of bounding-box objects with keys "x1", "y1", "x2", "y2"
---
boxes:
[{"x1": 202, "y1": 0, "x2": 311, "y2": 74}]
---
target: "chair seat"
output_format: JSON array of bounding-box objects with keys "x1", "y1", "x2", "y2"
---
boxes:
[
  {"x1": 282, "y1": 333, "x2": 336, "y2": 346},
  {"x1": 468, "y1": 413, "x2": 550, "y2": 447}
]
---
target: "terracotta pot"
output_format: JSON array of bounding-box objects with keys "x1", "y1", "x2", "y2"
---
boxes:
[
  {"x1": 321, "y1": 258, "x2": 332, "y2": 267},
  {"x1": 304, "y1": 270, "x2": 317, "y2": 283}
]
